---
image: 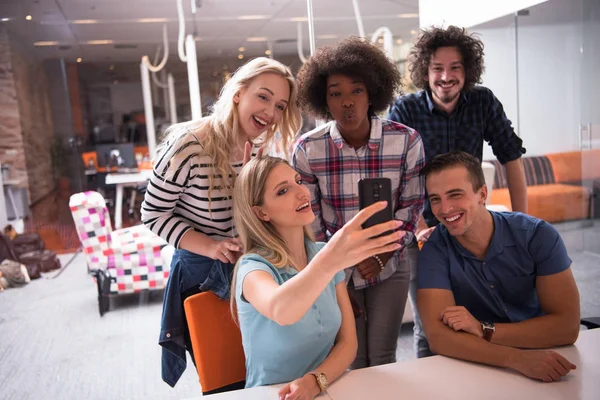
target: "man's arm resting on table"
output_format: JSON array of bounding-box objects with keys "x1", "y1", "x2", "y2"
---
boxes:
[
  {"x1": 492, "y1": 268, "x2": 580, "y2": 348},
  {"x1": 418, "y1": 288, "x2": 517, "y2": 367},
  {"x1": 417, "y1": 288, "x2": 577, "y2": 382},
  {"x1": 504, "y1": 158, "x2": 528, "y2": 213}
]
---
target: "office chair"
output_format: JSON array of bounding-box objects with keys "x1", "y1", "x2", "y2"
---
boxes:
[{"x1": 184, "y1": 292, "x2": 246, "y2": 395}]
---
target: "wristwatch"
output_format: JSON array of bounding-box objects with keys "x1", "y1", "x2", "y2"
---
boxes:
[
  {"x1": 311, "y1": 372, "x2": 329, "y2": 392},
  {"x1": 481, "y1": 321, "x2": 495, "y2": 342}
]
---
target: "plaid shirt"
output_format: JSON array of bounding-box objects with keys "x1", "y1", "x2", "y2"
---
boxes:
[
  {"x1": 291, "y1": 117, "x2": 425, "y2": 290},
  {"x1": 388, "y1": 86, "x2": 526, "y2": 226}
]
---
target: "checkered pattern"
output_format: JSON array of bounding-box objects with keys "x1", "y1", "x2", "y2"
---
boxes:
[
  {"x1": 292, "y1": 117, "x2": 425, "y2": 290},
  {"x1": 69, "y1": 191, "x2": 171, "y2": 294}
]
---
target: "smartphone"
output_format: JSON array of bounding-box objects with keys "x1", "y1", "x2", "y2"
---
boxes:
[{"x1": 358, "y1": 177, "x2": 394, "y2": 234}]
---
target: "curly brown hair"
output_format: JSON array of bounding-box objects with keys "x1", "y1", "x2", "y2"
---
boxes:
[
  {"x1": 409, "y1": 26, "x2": 485, "y2": 92},
  {"x1": 296, "y1": 36, "x2": 401, "y2": 120}
]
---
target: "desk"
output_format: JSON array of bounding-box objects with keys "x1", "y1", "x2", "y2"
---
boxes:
[
  {"x1": 195, "y1": 329, "x2": 599, "y2": 400},
  {"x1": 105, "y1": 170, "x2": 152, "y2": 229},
  {"x1": 327, "y1": 328, "x2": 600, "y2": 400}
]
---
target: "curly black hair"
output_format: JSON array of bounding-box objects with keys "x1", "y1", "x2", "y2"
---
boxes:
[
  {"x1": 296, "y1": 36, "x2": 401, "y2": 120},
  {"x1": 409, "y1": 25, "x2": 485, "y2": 92}
]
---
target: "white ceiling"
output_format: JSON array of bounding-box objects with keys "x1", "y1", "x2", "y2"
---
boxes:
[{"x1": 1, "y1": 0, "x2": 420, "y2": 65}]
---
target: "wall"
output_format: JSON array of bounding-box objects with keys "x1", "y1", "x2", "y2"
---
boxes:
[
  {"x1": 473, "y1": 0, "x2": 599, "y2": 158},
  {"x1": 419, "y1": 0, "x2": 548, "y2": 29},
  {"x1": 44, "y1": 59, "x2": 73, "y2": 139},
  {"x1": 0, "y1": 26, "x2": 28, "y2": 197},
  {"x1": 110, "y1": 82, "x2": 144, "y2": 127},
  {"x1": 10, "y1": 36, "x2": 56, "y2": 204},
  {"x1": 0, "y1": 25, "x2": 61, "y2": 206}
]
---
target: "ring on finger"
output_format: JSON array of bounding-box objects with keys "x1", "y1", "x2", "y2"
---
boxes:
[{"x1": 223, "y1": 251, "x2": 230, "y2": 256}]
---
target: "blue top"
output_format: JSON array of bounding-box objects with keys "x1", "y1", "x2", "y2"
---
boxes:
[
  {"x1": 417, "y1": 211, "x2": 571, "y2": 323},
  {"x1": 236, "y1": 239, "x2": 345, "y2": 388},
  {"x1": 388, "y1": 87, "x2": 526, "y2": 226}
]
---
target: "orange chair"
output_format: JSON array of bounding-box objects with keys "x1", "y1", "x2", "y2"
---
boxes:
[
  {"x1": 184, "y1": 292, "x2": 246, "y2": 395},
  {"x1": 81, "y1": 151, "x2": 98, "y2": 170}
]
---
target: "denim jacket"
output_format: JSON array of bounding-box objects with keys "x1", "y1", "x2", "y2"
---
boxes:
[{"x1": 159, "y1": 249, "x2": 234, "y2": 387}]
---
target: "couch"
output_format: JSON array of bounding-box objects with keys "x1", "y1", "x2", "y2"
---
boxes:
[{"x1": 488, "y1": 150, "x2": 600, "y2": 223}]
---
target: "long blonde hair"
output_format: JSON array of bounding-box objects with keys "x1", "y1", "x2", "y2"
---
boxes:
[
  {"x1": 230, "y1": 156, "x2": 314, "y2": 320},
  {"x1": 156, "y1": 58, "x2": 302, "y2": 208}
]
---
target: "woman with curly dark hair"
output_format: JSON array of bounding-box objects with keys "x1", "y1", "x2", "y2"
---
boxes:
[
  {"x1": 388, "y1": 26, "x2": 527, "y2": 359},
  {"x1": 292, "y1": 36, "x2": 426, "y2": 369}
]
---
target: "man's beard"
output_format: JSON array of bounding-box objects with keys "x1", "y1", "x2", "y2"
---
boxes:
[
  {"x1": 434, "y1": 80, "x2": 461, "y2": 104},
  {"x1": 439, "y1": 91, "x2": 460, "y2": 104}
]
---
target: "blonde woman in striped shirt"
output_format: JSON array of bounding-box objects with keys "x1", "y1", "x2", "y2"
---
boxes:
[{"x1": 141, "y1": 57, "x2": 301, "y2": 387}]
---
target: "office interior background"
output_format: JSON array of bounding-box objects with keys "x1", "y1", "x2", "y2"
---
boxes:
[{"x1": 0, "y1": 0, "x2": 598, "y2": 399}]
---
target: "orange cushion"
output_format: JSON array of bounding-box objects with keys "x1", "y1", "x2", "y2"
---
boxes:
[
  {"x1": 184, "y1": 292, "x2": 246, "y2": 392},
  {"x1": 546, "y1": 150, "x2": 600, "y2": 183},
  {"x1": 490, "y1": 184, "x2": 590, "y2": 223}
]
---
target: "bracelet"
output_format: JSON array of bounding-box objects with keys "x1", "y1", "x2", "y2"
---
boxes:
[{"x1": 372, "y1": 255, "x2": 385, "y2": 272}]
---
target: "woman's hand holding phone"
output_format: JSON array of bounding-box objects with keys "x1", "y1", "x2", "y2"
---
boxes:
[{"x1": 317, "y1": 201, "x2": 403, "y2": 274}]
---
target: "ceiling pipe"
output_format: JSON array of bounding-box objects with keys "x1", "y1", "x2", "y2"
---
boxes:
[
  {"x1": 351, "y1": 0, "x2": 366, "y2": 38},
  {"x1": 176, "y1": 0, "x2": 202, "y2": 119},
  {"x1": 306, "y1": 0, "x2": 316, "y2": 56},
  {"x1": 139, "y1": 24, "x2": 170, "y2": 158},
  {"x1": 151, "y1": 45, "x2": 168, "y2": 89},
  {"x1": 177, "y1": 0, "x2": 188, "y2": 62},
  {"x1": 185, "y1": 34, "x2": 202, "y2": 120},
  {"x1": 142, "y1": 24, "x2": 169, "y2": 72},
  {"x1": 140, "y1": 63, "x2": 157, "y2": 158},
  {"x1": 371, "y1": 26, "x2": 394, "y2": 58},
  {"x1": 306, "y1": 0, "x2": 324, "y2": 126},
  {"x1": 297, "y1": 22, "x2": 308, "y2": 63},
  {"x1": 168, "y1": 73, "x2": 178, "y2": 124}
]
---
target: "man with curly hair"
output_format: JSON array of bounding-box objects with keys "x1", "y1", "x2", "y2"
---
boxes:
[
  {"x1": 388, "y1": 25, "x2": 528, "y2": 358},
  {"x1": 292, "y1": 37, "x2": 425, "y2": 369}
]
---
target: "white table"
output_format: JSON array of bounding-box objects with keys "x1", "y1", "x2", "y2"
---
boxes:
[
  {"x1": 326, "y1": 328, "x2": 600, "y2": 400},
  {"x1": 194, "y1": 329, "x2": 600, "y2": 400},
  {"x1": 105, "y1": 170, "x2": 152, "y2": 229}
]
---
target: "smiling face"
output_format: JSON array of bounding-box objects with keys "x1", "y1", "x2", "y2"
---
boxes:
[
  {"x1": 426, "y1": 165, "x2": 488, "y2": 238},
  {"x1": 325, "y1": 74, "x2": 371, "y2": 144},
  {"x1": 427, "y1": 46, "x2": 465, "y2": 110},
  {"x1": 234, "y1": 72, "x2": 290, "y2": 140},
  {"x1": 252, "y1": 163, "x2": 315, "y2": 232}
]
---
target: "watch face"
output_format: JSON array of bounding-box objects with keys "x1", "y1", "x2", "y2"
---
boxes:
[
  {"x1": 315, "y1": 373, "x2": 328, "y2": 390},
  {"x1": 320, "y1": 373, "x2": 328, "y2": 386},
  {"x1": 482, "y1": 321, "x2": 495, "y2": 331}
]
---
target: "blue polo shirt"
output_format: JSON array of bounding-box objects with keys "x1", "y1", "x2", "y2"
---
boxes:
[
  {"x1": 236, "y1": 239, "x2": 345, "y2": 388},
  {"x1": 417, "y1": 211, "x2": 571, "y2": 323}
]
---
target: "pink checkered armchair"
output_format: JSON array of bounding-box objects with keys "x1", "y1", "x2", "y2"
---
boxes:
[{"x1": 69, "y1": 191, "x2": 171, "y2": 316}]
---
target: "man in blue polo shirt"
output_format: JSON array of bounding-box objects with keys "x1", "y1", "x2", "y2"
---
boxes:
[{"x1": 418, "y1": 151, "x2": 580, "y2": 382}]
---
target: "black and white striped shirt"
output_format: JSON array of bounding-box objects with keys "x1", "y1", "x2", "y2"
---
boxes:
[{"x1": 141, "y1": 137, "x2": 255, "y2": 248}]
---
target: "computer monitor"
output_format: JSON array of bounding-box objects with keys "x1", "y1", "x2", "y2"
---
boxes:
[{"x1": 95, "y1": 143, "x2": 138, "y2": 170}]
